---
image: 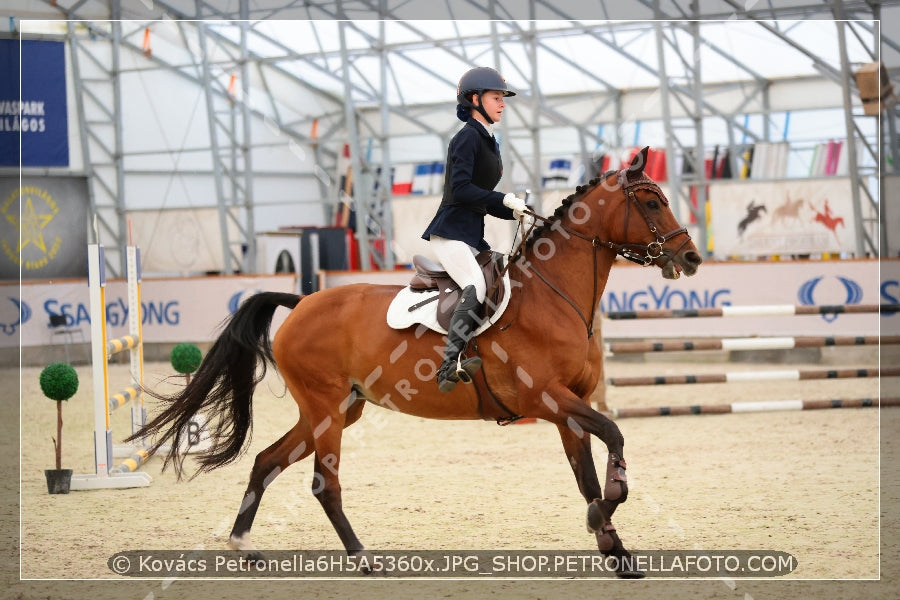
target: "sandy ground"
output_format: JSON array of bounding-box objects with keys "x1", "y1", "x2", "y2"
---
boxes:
[{"x1": 6, "y1": 345, "x2": 900, "y2": 599}]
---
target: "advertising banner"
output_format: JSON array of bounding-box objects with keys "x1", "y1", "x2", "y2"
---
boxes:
[
  {"x1": 5, "y1": 259, "x2": 896, "y2": 354},
  {"x1": 1, "y1": 274, "x2": 296, "y2": 350},
  {"x1": 322, "y1": 258, "x2": 897, "y2": 338},
  {"x1": 0, "y1": 176, "x2": 89, "y2": 280},
  {"x1": 710, "y1": 178, "x2": 858, "y2": 258},
  {"x1": 0, "y1": 39, "x2": 69, "y2": 167},
  {"x1": 596, "y1": 258, "x2": 891, "y2": 338}
]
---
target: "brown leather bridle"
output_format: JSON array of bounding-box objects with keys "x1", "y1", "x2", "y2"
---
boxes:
[{"x1": 513, "y1": 169, "x2": 693, "y2": 337}]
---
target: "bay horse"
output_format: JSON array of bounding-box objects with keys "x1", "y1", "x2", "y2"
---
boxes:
[{"x1": 128, "y1": 147, "x2": 702, "y2": 578}]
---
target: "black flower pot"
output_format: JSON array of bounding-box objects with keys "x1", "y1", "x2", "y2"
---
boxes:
[{"x1": 45, "y1": 469, "x2": 73, "y2": 494}]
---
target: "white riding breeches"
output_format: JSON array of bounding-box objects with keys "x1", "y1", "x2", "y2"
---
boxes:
[{"x1": 428, "y1": 236, "x2": 487, "y2": 303}]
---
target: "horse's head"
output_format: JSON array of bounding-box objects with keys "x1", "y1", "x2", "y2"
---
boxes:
[
  {"x1": 591, "y1": 147, "x2": 702, "y2": 279},
  {"x1": 524, "y1": 147, "x2": 702, "y2": 280}
]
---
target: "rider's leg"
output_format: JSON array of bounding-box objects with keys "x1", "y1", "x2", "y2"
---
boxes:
[
  {"x1": 428, "y1": 236, "x2": 487, "y2": 302},
  {"x1": 428, "y1": 237, "x2": 486, "y2": 392}
]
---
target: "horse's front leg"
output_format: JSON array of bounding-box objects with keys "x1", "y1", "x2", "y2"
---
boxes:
[{"x1": 544, "y1": 387, "x2": 642, "y2": 578}]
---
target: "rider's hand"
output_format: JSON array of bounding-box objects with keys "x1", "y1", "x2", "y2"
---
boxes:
[
  {"x1": 503, "y1": 193, "x2": 527, "y2": 219},
  {"x1": 520, "y1": 212, "x2": 536, "y2": 232}
]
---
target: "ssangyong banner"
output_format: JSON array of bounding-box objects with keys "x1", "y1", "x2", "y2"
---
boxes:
[
  {"x1": 322, "y1": 258, "x2": 897, "y2": 338},
  {"x1": 1, "y1": 274, "x2": 296, "y2": 350},
  {"x1": 3, "y1": 259, "x2": 897, "y2": 353},
  {"x1": 596, "y1": 258, "x2": 894, "y2": 338}
]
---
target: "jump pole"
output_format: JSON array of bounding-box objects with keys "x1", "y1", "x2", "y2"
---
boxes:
[
  {"x1": 70, "y1": 244, "x2": 152, "y2": 490},
  {"x1": 607, "y1": 366, "x2": 900, "y2": 387},
  {"x1": 604, "y1": 303, "x2": 900, "y2": 320},
  {"x1": 608, "y1": 396, "x2": 900, "y2": 419},
  {"x1": 604, "y1": 335, "x2": 898, "y2": 355}
]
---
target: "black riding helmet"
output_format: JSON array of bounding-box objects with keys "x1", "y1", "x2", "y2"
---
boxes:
[{"x1": 456, "y1": 66, "x2": 516, "y2": 123}]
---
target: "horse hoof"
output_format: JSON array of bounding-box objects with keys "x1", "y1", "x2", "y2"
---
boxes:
[
  {"x1": 350, "y1": 550, "x2": 385, "y2": 576},
  {"x1": 227, "y1": 534, "x2": 267, "y2": 567},
  {"x1": 616, "y1": 568, "x2": 646, "y2": 579}
]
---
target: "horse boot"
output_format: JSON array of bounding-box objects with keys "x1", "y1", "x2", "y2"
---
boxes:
[{"x1": 436, "y1": 285, "x2": 483, "y2": 393}]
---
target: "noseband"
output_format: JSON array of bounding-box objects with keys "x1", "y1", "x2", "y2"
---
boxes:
[
  {"x1": 517, "y1": 169, "x2": 692, "y2": 337},
  {"x1": 614, "y1": 174, "x2": 692, "y2": 269}
]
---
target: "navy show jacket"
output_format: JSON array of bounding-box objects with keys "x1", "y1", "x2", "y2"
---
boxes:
[{"x1": 421, "y1": 117, "x2": 516, "y2": 251}]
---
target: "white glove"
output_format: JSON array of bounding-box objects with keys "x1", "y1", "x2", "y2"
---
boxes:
[
  {"x1": 503, "y1": 193, "x2": 527, "y2": 218},
  {"x1": 520, "y1": 213, "x2": 536, "y2": 232}
]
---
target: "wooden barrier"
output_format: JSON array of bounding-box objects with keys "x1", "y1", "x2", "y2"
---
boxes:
[
  {"x1": 608, "y1": 366, "x2": 899, "y2": 387},
  {"x1": 604, "y1": 303, "x2": 899, "y2": 320},
  {"x1": 609, "y1": 397, "x2": 900, "y2": 419},
  {"x1": 605, "y1": 335, "x2": 897, "y2": 355}
]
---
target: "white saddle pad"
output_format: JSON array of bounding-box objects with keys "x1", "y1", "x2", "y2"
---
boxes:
[{"x1": 386, "y1": 268, "x2": 512, "y2": 335}]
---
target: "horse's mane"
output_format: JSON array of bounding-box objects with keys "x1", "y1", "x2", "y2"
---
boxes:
[{"x1": 525, "y1": 170, "x2": 618, "y2": 247}]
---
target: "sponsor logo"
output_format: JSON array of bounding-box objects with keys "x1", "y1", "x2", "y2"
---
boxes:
[
  {"x1": 0, "y1": 296, "x2": 30, "y2": 335},
  {"x1": 228, "y1": 290, "x2": 263, "y2": 315},
  {"x1": 602, "y1": 285, "x2": 732, "y2": 312},
  {"x1": 1, "y1": 186, "x2": 62, "y2": 271},
  {"x1": 797, "y1": 276, "x2": 863, "y2": 322}
]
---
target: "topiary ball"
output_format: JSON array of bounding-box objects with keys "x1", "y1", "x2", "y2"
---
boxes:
[
  {"x1": 170, "y1": 343, "x2": 202, "y2": 374},
  {"x1": 40, "y1": 362, "x2": 79, "y2": 402}
]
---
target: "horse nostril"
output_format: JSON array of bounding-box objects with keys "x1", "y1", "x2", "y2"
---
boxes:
[{"x1": 686, "y1": 251, "x2": 703, "y2": 265}]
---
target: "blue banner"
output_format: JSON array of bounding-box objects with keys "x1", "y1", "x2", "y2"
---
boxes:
[{"x1": 0, "y1": 39, "x2": 69, "y2": 167}]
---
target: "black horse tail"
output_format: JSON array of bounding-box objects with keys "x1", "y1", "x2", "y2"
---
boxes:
[{"x1": 126, "y1": 291, "x2": 301, "y2": 480}]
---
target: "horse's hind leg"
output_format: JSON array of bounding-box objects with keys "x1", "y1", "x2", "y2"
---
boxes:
[
  {"x1": 228, "y1": 392, "x2": 366, "y2": 555},
  {"x1": 308, "y1": 396, "x2": 366, "y2": 555},
  {"x1": 228, "y1": 418, "x2": 315, "y2": 554}
]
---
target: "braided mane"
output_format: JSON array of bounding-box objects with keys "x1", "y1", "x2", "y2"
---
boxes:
[{"x1": 525, "y1": 170, "x2": 617, "y2": 247}]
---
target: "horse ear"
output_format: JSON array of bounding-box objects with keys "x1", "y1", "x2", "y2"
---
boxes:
[{"x1": 627, "y1": 146, "x2": 650, "y2": 181}]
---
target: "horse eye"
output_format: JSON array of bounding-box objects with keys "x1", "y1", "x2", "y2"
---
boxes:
[{"x1": 646, "y1": 199, "x2": 660, "y2": 210}]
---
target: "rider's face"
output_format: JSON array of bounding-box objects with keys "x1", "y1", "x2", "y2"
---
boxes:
[{"x1": 474, "y1": 90, "x2": 505, "y2": 123}]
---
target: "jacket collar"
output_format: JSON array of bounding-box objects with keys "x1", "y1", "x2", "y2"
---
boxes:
[{"x1": 467, "y1": 117, "x2": 494, "y2": 139}]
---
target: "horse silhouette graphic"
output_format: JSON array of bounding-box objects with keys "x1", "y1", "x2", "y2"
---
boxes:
[
  {"x1": 808, "y1": 199, "x2": 844, "y2": 243},
  {"x1": 737, "y1": 200, "x2": 767, "y2": 237},
  {"x1": 770, "y1": 196, "x2": 804, "y2": 228}
]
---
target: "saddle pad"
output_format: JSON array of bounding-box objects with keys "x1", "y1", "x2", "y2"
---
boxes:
[{"x1": 386, "y1": 268, "x2": 512, "y2": 335}]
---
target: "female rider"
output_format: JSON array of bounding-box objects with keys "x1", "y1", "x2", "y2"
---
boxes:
[{"x1": 422, "y1": 66, "x2": 530, "y2": 393}]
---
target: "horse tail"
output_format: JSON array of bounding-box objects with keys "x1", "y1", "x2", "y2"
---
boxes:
[{"x1": 126, "y1": 291, "x2": 301, "y2": 480}]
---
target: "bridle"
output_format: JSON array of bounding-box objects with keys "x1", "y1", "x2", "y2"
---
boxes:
[{"x1": 511, "y1": 169, "x2": 693, "y2": 337}]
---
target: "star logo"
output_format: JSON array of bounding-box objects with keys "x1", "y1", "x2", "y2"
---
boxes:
[
  {"x1": 9, "y1": 196, "x2": 54, "y2": 253},
  {"x1": 1, "y1": 186, "x2": 62, "y2": 271}
]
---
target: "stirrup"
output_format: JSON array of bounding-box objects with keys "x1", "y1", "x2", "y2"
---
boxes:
[{"x1": 455, "y1": 354, "x2": 482, "y2": 384}]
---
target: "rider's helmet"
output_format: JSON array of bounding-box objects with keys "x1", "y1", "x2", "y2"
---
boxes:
[{"x1": 456, "y1": 67, "x2": 516, "y2": 123}]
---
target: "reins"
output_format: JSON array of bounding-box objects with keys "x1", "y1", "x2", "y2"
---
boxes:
[{"x1": 500, "y1": 171, "x2": 692, "y2": 338}]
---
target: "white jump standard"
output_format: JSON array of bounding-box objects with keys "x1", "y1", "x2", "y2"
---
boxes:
[{"x1": 70, "y1": 244, "x2": 152, "y2": 490}]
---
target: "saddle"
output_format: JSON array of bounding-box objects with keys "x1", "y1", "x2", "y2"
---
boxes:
[{"x1": 388, "y1": 250, "x2": 508, "y2": 333}]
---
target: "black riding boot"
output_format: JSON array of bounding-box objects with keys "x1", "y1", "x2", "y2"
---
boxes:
[{"x1": 436, "y1": 285, "x2": 483, "y2": 393}]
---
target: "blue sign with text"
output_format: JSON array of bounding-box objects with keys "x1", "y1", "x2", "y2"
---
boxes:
[{"x1": 0, "y1": 39, "x2": 69, "y2": 167}]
